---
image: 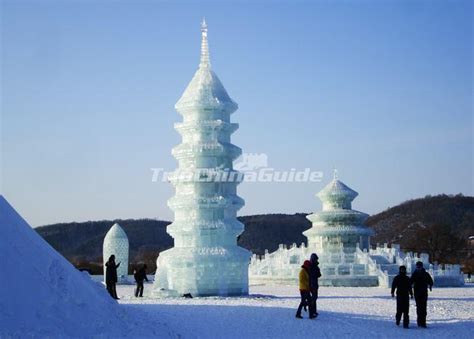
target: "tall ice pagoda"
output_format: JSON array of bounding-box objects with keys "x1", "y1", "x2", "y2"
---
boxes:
[{"x1": 153, "y1": 20, "x2": 250, "y2": 296}]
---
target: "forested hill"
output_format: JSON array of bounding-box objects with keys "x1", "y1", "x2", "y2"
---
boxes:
[
  {"x1": 35, "y1": 214, "x2": 312, "y2": 270},
  {"x1": 368, "y1": 194, "x2": 473, "y2": 242},
  {"x1": 36, "y1": 219, "x2": 173, "y2": 268},
  {"x1": 366, "y1": 194, "x2": 473, "y2": 268},
  {"x1": 36, "y1": 194, "x2": 473, "y2": 272}
]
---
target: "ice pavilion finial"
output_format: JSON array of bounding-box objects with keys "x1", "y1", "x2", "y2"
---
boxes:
[
  {"x1": 333, "y1": 168, "x2": 338, "y2": 180},
  {"x1": 200, "y1": 18, "x2": 210, "y2": 68}
]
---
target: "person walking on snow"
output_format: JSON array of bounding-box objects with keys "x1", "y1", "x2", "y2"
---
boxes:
[
  {"x1": 410, "y1": 261, "x2": 433, "y2": 328},
  {"x1": 296, "y1": 260, "x2": 313, "y2": 319},
  {"x1": 309, "y1": 253, "x2": 321, "y2": 318},
  {"x1": 134, "y1": 264, "x2": 149, "y2": 297},
  {"x1": 105, "y1": 255, "x2": 121, "y2": 300},
  {"x1": 391, "y1": 265, "x2": 413, "y2": 328}
]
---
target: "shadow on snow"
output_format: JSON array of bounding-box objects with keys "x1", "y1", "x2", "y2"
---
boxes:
[{"x1": 119, "y1": 303, "x2": 473, "y2": 339}]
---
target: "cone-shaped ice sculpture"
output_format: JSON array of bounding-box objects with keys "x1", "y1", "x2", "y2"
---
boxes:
[
  {"x1": 103, "y1": 223, "x2": 129, "y2": 284},
  {"x1": 154, "y1": 20, "x2": 250, "y2": 296}
]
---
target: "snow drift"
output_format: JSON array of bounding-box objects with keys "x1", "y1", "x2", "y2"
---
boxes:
[{"x1": 0, "y1": 196, "x2": 153, "y2": 337}]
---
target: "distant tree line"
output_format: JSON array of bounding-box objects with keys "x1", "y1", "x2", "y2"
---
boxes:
[{"x1": 36, "y1": 194, "x2": 474, "y2": 274}]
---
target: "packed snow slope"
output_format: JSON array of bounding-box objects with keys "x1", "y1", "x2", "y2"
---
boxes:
[
  {"x1": 0, "y1": 196, "x2": 172, "y2": 338},
  {"x1": 118, "y1": 283, "x2": 474, "y2": 339}
]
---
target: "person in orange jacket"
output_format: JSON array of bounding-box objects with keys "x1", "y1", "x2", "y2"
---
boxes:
[{"x1": 296, "y1": 260, "x2": 313, "y2": 319}]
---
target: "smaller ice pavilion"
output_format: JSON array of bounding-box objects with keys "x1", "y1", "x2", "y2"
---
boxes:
[
  {"x1": 249, "y1": 172, "x2": 465, "y2": 287},
  {"x1": 302, "y1": 171, "x2": 377, "y2": 286},
  {"x1": 249, "y1": 172, "x2": 379, "y2": 286}
]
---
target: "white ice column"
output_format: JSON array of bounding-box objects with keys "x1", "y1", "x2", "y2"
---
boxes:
[{"x1": 103, "y1": 223, "x2": 129, "y2": 284}]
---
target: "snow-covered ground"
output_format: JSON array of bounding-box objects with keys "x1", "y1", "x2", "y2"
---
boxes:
[
  {"x1": 116, "y1": 283, "x2": 473, "y2": 339},
  {"x1": 1, "y1": 195, "x2": 472, "y2": 338}
]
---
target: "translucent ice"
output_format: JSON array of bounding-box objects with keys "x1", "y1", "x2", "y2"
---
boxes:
[
  {"x1": 249, "y1": 174, "x2": 464, "y2": 287},
  {"x1": 103, "y1": 223, "x2": 129, "y2": 284},
  {"x1": 153, "y1": 20, "x2": 250, "y2": 296}
]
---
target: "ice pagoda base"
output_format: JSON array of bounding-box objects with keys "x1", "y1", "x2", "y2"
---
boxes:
[{"x1": 153, "y1": 248, "x2": 250, "y2": 297}]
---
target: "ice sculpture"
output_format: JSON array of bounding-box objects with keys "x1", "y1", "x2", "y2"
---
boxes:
[
  {"x1": 103, "y1": 223, "x2": 129, "y2": 284},
  {"x1": 153, "y1": 20, "x2": 250, "y2": 296},
  {"x1": 303, "y1": 172, "x2": 379, "y2": 285},
  {"x1": 249, "y1": 172, "x2": 465, "y2": 287},
  {"x1": 250, "y1": 173, "x2": 379, "y2": 287}
]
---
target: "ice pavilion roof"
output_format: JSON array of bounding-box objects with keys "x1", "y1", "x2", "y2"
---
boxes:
[{"x1": 317, "y1": 178, "x2": 359, "y2": 202}]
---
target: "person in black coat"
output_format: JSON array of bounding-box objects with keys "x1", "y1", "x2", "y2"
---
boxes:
[
  {"x1": 391, "y1": 265, "x2": 413, "y2": 328},
  {"x1": 105, "y1": 255, "x2": 121, "y2": 300},
  {"x1": 134, "y1": 264, "x2": 149, "y2": 297},
  {"x1": 309, "y1": 253, "x2": 322, "y2": 319},
  {"x1": 410, "y1": 261, "x2": 434, "y2": 328}
]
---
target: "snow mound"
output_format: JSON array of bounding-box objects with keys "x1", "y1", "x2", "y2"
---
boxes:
[{"x1": 0, "y1": 196, "x2": 167, "y2": 337}]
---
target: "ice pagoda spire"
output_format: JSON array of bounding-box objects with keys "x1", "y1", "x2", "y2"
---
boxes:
[
  {"x1": 200, "y1": 18, "x2": 210, "y2": 68},
  {"x1": 175, "y1": 19, "x2": 237, "y2": 114}
]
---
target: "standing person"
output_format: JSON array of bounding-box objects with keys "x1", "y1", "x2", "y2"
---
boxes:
[
  {"x1": 391, "y1": 265, "x2": 413, "y2": 328},
  {"x1": 309, "y1": 253, "x2": 321, "y2": 318},
  {"x1": 410, "y1": 261, "x2": 434, "y2": 328},
  {"x1": 134, "y1": 264, "x2": 149, "y2": 297},
  {"x1": 296, "y1": 260, "x2": 312, "y2": 319},
  {"x1": 105, "y1": 255, "x2": 121, "y2": 300}
]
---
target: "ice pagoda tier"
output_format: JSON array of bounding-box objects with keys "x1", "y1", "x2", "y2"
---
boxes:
[
  {"x1": 153, "y1": 20, "x2": 251, "y2": 296},
  {"x1": 103, "y1": 223, "x2": 129, "y2": 284}
]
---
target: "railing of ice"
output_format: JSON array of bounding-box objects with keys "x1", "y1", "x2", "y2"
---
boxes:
[{"x1": 356, "y1": 247, "x2": 389, "y2": 287}]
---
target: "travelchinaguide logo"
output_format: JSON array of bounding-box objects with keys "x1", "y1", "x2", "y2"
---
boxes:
[{"x1": 151, "y1": 153, "x2": 323, "y2": 183}]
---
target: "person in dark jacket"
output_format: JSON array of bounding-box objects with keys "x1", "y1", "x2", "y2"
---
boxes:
[
  {"x1": 134, "y1": 264, "x2": 149, "y2": 297},
  {"x1": 309, "y1": 253, "x2": 322, "y2": 318},
  {"x1": 410, "y1": 261, "x2": 434, "y2": 328},
  {"x1": 105, "y1": 255, "x2": 121, "y2": 300},
  {"x1": 296, "y1": 260, "x2": 312, "y2": 319},
  {"x1": 391, "y1": 265, "x2": 413, "y2": 328}
]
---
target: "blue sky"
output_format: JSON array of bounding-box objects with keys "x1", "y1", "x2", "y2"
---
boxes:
[{"x1": 1, "y1": 0, "x2": 472, "y2": 226}]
